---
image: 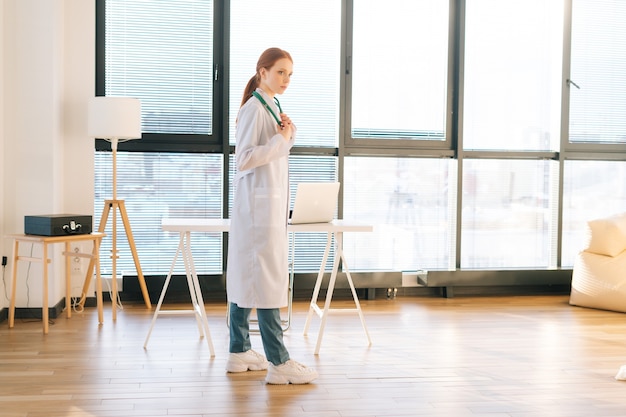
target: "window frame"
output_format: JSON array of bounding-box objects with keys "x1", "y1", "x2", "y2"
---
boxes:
[
  {"x1": 95, "y1": 0, "x2": 626, "y2": 277},
  {"x1": 561, "y1": 0, "x2": 626, "y2": 155},
  {"x1": 342, "y1": 0, "x2": 457, "y2": 155},
  {"x1": 95, "y1": 0, "x2": 228, "y2": 154}
]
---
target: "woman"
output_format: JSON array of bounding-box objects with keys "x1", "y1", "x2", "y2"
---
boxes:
[{"x1": 225, "y1": 47, "x2": 318, "y2": 385}]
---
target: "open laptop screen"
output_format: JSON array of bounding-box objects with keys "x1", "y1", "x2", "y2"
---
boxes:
[{"x1": 289, "y1": 182, "x2": 340, "y2": 224}]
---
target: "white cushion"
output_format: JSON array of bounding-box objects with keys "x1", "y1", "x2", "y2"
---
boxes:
[
  {"x1": 585, "y1": 213, "x2": 626, "y2": 257},
  {"x1": 570, "y1": 250, "x2": 626, "y2": 313}
]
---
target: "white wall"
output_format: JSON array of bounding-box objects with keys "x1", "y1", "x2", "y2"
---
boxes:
[
  {"x1": 0, "y1": 0, "x2": 95, "y2": 313},
  {"x1": 0, "y1": 0, "x2": 5, "y2": 310}
]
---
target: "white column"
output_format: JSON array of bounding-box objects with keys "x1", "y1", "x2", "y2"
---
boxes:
[{"x1": 1, "y1": 0, "x2": 95, "y2": 308}]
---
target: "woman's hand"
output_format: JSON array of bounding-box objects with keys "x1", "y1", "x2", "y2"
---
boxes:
[{"x1": 278, "y1": 113, "x2": 293, "y2": 140}]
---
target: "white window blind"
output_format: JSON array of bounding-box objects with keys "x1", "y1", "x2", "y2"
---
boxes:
[
  {"x1": 227, "y1": 155, "x2": 339, "y2": 273},
  {"x1": 351, "y1": 0, "x2": 449, "y2": 141},
  {"x1": 95, "y1": 152, "x2": 224, "y2": 276},
  {"x1": 344, "y1": 156, "x2": 457, "y2": 271},
  {"x1": 105, "y1": 0, "x2": 213, "y2": 135},
  {"x1": 569, "y1": 0, "x2": 626, "y2": 144},
  {"x1": 461, "y1": 159, "x2": 559, "y2": 269},
  {"x1": 463, "y1": 0, "x2": 563, "y2": 151},
  {"x1": 229, "y1": 0, "x2": 340, "y2": 147},
  {"x1": 228, "y1": 1, "x2": 341, "y2": 273}
]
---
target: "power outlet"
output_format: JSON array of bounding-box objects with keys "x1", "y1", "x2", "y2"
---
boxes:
[{"x1": 71, "y1": 246, "x2": 83, "y2": 274}]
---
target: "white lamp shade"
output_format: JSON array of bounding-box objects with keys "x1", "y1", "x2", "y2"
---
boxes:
[{"x1": 88, "y1": 97, "x2": 142, "y2": 140}]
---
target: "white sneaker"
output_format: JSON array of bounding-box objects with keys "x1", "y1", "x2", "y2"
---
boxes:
[
  {"x1": 226, "y1": 349, "x2": 269, "y2": 373},
  {"x1": 265, "y1": 359, "x2": 319, "y2": 384}
]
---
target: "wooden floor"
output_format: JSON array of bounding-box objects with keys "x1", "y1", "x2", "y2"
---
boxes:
[{"x1": 2, "y1": 294, "x2": 626, "y2": 417}]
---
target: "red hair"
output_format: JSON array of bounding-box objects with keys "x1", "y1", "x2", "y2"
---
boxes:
[{"x1": 240, "y1": 47, "x2": 293, "y2": 108}]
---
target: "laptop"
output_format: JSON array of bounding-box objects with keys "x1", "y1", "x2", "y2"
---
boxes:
[{"x1": 289, "y1": 182, "x2": 340, "y2": 224}]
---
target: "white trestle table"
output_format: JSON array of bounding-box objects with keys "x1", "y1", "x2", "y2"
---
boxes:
[{"x1": 144, "y1": 218, "x2": 373, "y2": 355}]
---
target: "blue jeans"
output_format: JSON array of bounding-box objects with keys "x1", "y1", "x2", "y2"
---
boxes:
[{"x1": 229, "y1": 302, "x2": 290, "y2": 366}]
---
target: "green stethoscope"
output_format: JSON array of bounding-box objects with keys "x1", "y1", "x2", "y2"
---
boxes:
[{"x1": 252, "y1": 90, "x2": 284, "y2": 127}]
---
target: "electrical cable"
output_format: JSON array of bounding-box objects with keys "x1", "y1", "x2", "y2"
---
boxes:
[
  {"x1": 21, "y1": 243, "x2": 54, "y2": 326},
  {"x1": 103, "y1": 276, "x2": 124, "y2": 311},
  {"x1": 71, "y1": 294, "x2": 85, "y2": 313},
  {"x1": 1, "y1": 261, "x2": 9, "y2": 302}
]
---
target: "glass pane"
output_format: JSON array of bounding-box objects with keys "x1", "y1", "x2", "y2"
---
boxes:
[
  {"x1": 228, "y1": 155, "x2": 339, "y2": 273},
  {"x1": 461, "y1": 159, "x2": 558, "y2": 268},
  {"x1": 95, "y1": 152, "x2": 224, "y2": 275},
  {"x1": 288, "y1": 157, "x2": 339, "y2": 272},
  {"x1": 344, "y1": 157, "x2": 456, "y2": 271},
  {"x1": 569, "y1": 0, "x2": 626, "y2": 144},
  {"x1": 229, "y1": 0, "x2": 340, "y2": 147},
  {"x1": 463, "y1": 0, "x2": 563, "y2": 151},
  {"x1": 352, "y1": 0, "x2": 448, "y2": 141},
  {"x1": 562, "y1": 160, "x2": 626, "y2": 266},
  {"x1": 105, "y1": 0, "x2": 213, "y2": 135}
]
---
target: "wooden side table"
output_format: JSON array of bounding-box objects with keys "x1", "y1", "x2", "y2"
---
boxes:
[{"x1": 7, "y1": 232, "x2": 106, "y2": 334}]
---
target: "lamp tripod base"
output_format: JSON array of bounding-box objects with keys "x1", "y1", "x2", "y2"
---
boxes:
[{"x1": 79, "y1": 199, "x2": 152, "y2": 315}]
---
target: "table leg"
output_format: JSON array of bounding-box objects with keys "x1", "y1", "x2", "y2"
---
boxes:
[
  {"x1": 313, "y1": 232, "x2": 343, "y2": 354},
  {"x1": 144, "y1": 232, "x2": 183, "y2": 348},
  {"x1": 8, "y1": 240, "x2": 19, "y2": 329},
  {"x1": 95, "y1": 238, "x2": 104, "y2": 324},
  {"x1": 284, "y1": 232, "x2": 296, "y2": 331},
  {"x1": 339, "y1": 240, "x2": 371, "y2": 346},
  {"x1": 181, "y1": 232, "x2": 215, "y2": 356},
  {"x1": 144, "y1": 231, "x2": 215, "y2": 356},
  {"x1": 303, "y1": 232, "x2": 333, "y2": 336},
  {"x1": 304, "y1": 231, "x2": 372, "y2": 354},
  {"x1": 42, "y1": 243, "x2": 49, "y2": 334},
  {"x1": 180, "y1": 233, "x2": 203, "y2": 336},
  {"x1": 65, "y1": 241, "x2": 72, "y2": 319}
]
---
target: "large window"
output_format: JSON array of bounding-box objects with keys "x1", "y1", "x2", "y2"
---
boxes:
[
  {"x1": 95, "y1": 152, "x2": 224, "y2": 275},
  {"x1": 100, "y1": 0, "x2": 342, "y2": 276},
  {"x1": 228, "y1": 1, "x2": 342, "y2": 273},
  {"x1": 562, "y1": 160, "x2": 626, "y2": 266},
  {"x1": 461, "y1": 159, "x2": 558, "y2": 268},
  {"x1": 344, "y1": 157, "x2": 456, "y2": 271},
  {"x1": 463, "y1": 0, "x2": 563, "y2": 151},
  {"x1": 350, "y1": 0, "x2": 449, "y2": 144},
  {"x1": 97, "y1": 0, "x2": 626, "y2": 281},
  {"x1": 104, "y1": 0, "x2": 214, "y2": 138},
  {"x1": 229, "y1": 0, "x2": 340, "y2": 148},
  {"x1": 226, "y1": 155, "x2": 340, "y2": 273},
  {"x1": 100, "y1": 0, "x2": 219, "y2": 277},
  {"x1": 569, "y1": 0, "x2": 626, "y2": 145},
  {"x1": 461, "y1": 0, "x2": 563, "y2": 268},
  {"x1": 560, "y1": 0, "x2": 626, "y2": 266}
]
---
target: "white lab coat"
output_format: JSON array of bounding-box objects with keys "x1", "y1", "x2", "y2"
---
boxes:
[{"x1": 226, "y1": 88, "x2": 295, "y2": 309}]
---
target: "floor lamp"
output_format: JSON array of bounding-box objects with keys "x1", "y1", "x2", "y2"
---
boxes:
[{"x1": 80, "y1": 97, "x2": 152, "y2": 318}]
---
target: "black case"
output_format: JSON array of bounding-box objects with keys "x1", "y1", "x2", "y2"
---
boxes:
[{"x1": 24, "y1": 214, "x2": 93, "y2": 236}]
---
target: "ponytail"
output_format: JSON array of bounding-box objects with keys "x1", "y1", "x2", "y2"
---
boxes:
[
  {"x1": 239, "y1": 47, "x2": 293, "y2": 109},
  {"x1": 240, "y1": 74, "x2": 259, "y2": 108}
]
